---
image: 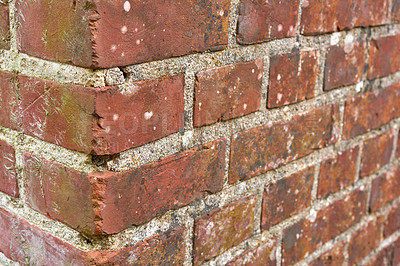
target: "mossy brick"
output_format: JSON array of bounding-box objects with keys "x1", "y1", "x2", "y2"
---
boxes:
[
  {"x1": 16, "y1": 0, "x2": 230, "y2": 68},
  {"x1": 0, "y1": 140, "x2": 18, "y2": 198}
]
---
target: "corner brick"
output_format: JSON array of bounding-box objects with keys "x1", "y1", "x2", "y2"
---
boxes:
[
  {"x1": 237, "y1": 0, "x2": 299, "y2": 44},
  {"x1": 384, "y1": 202, "x2": 400, "y2": 238},
  {"x1": 24, "y1": 139, "x2": 225, "y2": 235},
  {"x1": 348, "y1": 217, "x2": 383, "y2": 265},
  {"x1": 324, "y1": 40, "x2": 366, "y2": 91},
  {"x1": 261, "y1": 167, "x2": 314, "y2": 231},
  {"x1": 343, "y1": 83, "x2": 400, "y2": 139},
  {"x1": 360, "y1": 130, "x2": 394, "y2": 178},
  {"x1": 193, "y1": 195, "x2": 257, "y2": 265},
  {"x1": 318, "y1": 147, "x2": 359, "y2": 198},
  {"x1": 16, "y1": 0, "x2": 230, "y2": 68},
  {"x1": 368, "y1": 35, "x2": 400, "y2": 80},
  {"x1": 226, "y1": 238, "x2": 277, "y2": 266},
  {"x1": 370, "y1": 167, "x2": 400, "y2": 212},
  {"x1": 229, "y1": 104, "x2": 340, "y2": 183},
  {"x1": 310, "y1": 241, "x2": 346, "y2": 266},
  {"x1": 268, "y1": 50, "x2": 318, "y2": 108},
  {"x1": 193, "y1": 60, "x2": 263, "y2": 127},
  {"x1": 0, "y1": 140, "x2": 18, "y2": 198},
  {"x1": 0, "y1": 3, "x2": 9, "y2": 50},
  {"x1": 282, "y1": 188, "x2": 368, "y2": 265}
]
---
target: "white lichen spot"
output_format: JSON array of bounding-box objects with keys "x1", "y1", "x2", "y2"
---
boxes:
[
  {"x1": 243, "y1": 103, "x2": 247, "y2": 110},
  {"x1": 124, "y1": 1, "x2": 131, "y2": 12},
  {"x1": 217, "y1": 90, "x2": 220, "y2": 94},
  {"x1": 121, "y1": 52, "x2": 125, "y2": 57},
  {"x1": 356, "y1": 81, "x2": 363, "y2": 92},
  {"x1": 113, "y1": 114, "x2": 119, "y2": 121},
  {"x1": 136, "y1": 39, "x2": 141, "y2": 45},
  {"x1": 277, "y1": 93, "x2": 283, "y2": 102},
  {"x1": 105, "y1": 126, "x2": 111, "y2": 134},
  {"x1": 277, "y1": 74, "x2": 282, "y2": 80},
  {"x1": 252, "y1": 69, "x2": 255, "y2": 73},
  {"x1": 219, "y1": 9, "x2": 224, "y2": 16},
  {"x1": 278, "y1": 24, "x2": 283, "y2": 31},
  {"x1": 153, "y1": 126, "x2": 157, "y2": 131},
  {"x1": 164, "y1": 97, "x2": 168, "y2": 100},
  {"x1": 198, "y1": 102, "x2": 202, "y2": 110},
  {"x1": 330, "y1": 32, "x2": 341, "y2": 45},
  {"x1": 110, "y1": 45, "x2": 117, "y2": 52},
  {"x1": 144, "y1": 111, "x2": 153, "y2": 120},
  {"x1": 121, "y1": 26, "x2": 128, "y2": 34}
]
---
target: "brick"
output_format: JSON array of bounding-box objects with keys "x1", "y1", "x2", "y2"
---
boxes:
[
  {"x1": 310, "y1": 241, "x2": 346, "y2": 266},
  {"x1": 343, "y1": 83, "x2": 400, "y2": 139},
  {"x1": 301, "y1": 0, "x2": 389, "y2": 35},
  {"x1": 16, "y1": 0, "x2": 230, "y2": 68},
  {"x1": 348, "y1": 217, "x2": 383, "y2": 265},
  {"x1": 193, "y1": 195, "x2": 256, "y2": 265},
  {"x1": 397, "y1": 130, "x2": 400, "y2": 158},
  {"x1": 360, "y1": 130, "x2": 394, "y2": 178},
  {"x1": 282, "y1": 188, "x2": 368, "y2": 265},
  {"x1": 193, "y1": 60, "x2": 263, "y2": 127},
  {"x1": 384, "y1": 202, "x2": 400, "y2": 237},
  {"x1": 229, "y1": 104, "x2": 340, "y2": 183},
  {"x1": 261, "y1": 167, "x2": 314, "y2": 231},
  {"x1": 0, "y1": 3, "x2": 9, "y2": 50},
  {"x1": 368, "y1": 35, "x2": 400, "y2": 80},
  {"x1": 268, "y1": 50, "x2": 318, "y2": 108},
  {"x1": 393, "y1": 0, "x2": 400, "y2": 21},
  {"x1": 370, "y1": 167, "x2": 400, "y2": 212},
  {"x1": 226, "y1": 238, "x2": 277, "y2": 266},
  {"x1": 318, "y1": 147, "x2": 359, "y2": 198},
  {"x1": 237, "y1": 0, "x2": 299, "y2": 44},
  {"x1": 324, "y1": 40, "x2": 366, "y2": 91},
  {"x1": 0, "y1": 71, "x2": 18, "y2": 130},
  {"x1": 0, "y1": 140, "x2": 18, "y2": 198},
  {"x1": 24, "y1": 139, "x2": 225, "y2": 235},
  {"x1": 365, "y1": 239, "x2": 400, "y2": 266}
]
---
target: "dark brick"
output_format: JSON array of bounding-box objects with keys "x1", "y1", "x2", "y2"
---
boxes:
[
  {"x1": 324, "y1": 40, "x2": 367, "y2": 91},
  {"x1": 0, "y1": 3, "x2": 9, "y2": 50},
  {"x1": 370, "y1": 167, "x2": 400, "y2": 212},
  {"x1": 193, "y1": 60, "x2": 263, "y2": 127},
  {"x1": 261, "y1": 167, "x2": 314, "y2": 231},
  {"x1": 393, "y1": 0, "x2": 400, "y2": 21},
  {"x1": 384, "y1": 202, "x2": 400, "y2": 237},
  {"x1": 226, "y1": 238, "x2": 277, "y2": 266},
  {"x1": 229, "y1": 104, "x2": 340, "y2": 183},
  {"x1": 193, "y1": 195, "x2": 256, "y2": 265},
  {"x1": 368, "y1": 35, "x2": 400, "y2": 80},
  {"x1": 318, "y1": 147, "x2": 359, "y2": 198},
  {"x1": 268, "y1": 50, "x2": 318, "y2": 108},
  {"x1": 16, "y1": 0, "x2": 230, "y2": 68},
  {"x1": 282, "y1": 188, "x2": 368, "y2": 265},
  {"x1": 360, "y1": 130, "x2": 394, "y2": 178},
  {"x1": 0, "y1": 140, "x2": 18, "y2": 198},
  {"x1": 237, "y1": 0, "x2": 299, "y2": 44},
  {"x1": 343, "y1": 83, "x2": 400, "y2": 139}
]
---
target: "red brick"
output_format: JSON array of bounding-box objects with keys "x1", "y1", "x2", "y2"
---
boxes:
[
  {"x1": 16, "y1": 0, "x2": 230, "y2": 68},
  {"x1": 261, "y1": 167, "x2": 314, "y2": 231},
  {"x1": 360, "y1": 130, "x2": 394, "y2": 178},
  {"x1": 237, "y1": 0, "x2": 299, "y2": 44},
  {"x1": 0, "y1": 71, "x2": 18, "y2": 130},
  {"x1": 229, "y1": 104, "x2": 340, "y2": 183},
  {"x1": 384, "y1": 202, "x2": 400, "y2": 237},
  {"x1": 0, "y1": 3, "x2": 9, "y2": 50},
  {"x1": 397, "y1": 130, "x2": 400, "y2": 158},
  {"x1": 318, "y1": 147, "x2": 359, "y2": 198},
  {"x1": 268, "y1": 50, "x2": 318, "y2": 108},
  {"x1": 282, "y1": 188, "x2": 368, "y2": 265},
  {"x1": 348, "y1": 217, "x2": 383, "y2": 265},
  {"x1": 24, "y1": 139, "x2": 225, "y2": 235},
  {"x1": 193, "y1": 195, "x2": 257, "y2": 265},
  {"x1": 365, "y1": 238, "x2": 400, "y2": 266},
  {"x1": 368, "y1": 35, "x2": 400, "y2": 80},
  {"x1": 0, "y1": 140, "x2": 18, "y2": 197},
  {"x1": 300, "y1": 0, "x2": 389, "y2": 35},
  {"x1": 310, "y1": 241, "x2": 346, "y2": 266},
  {"x1": 370, "y1": 167, "x2": 400, "y2": 212},
  {"x1": 324, "y1": 40, "x2": 366, "y2": 91},
  {"x1": 393, "y1": 0, "x2": 400, "y2": 21},
  {"x1": 193, "y1": 60, "x2": 263, "y2": 127},
  {"x1": 343, "y1": 83, "x2": 400, "y2": 139},
  {"x1": 226, "y1": 238, "x2": 277, "y2": 266}
]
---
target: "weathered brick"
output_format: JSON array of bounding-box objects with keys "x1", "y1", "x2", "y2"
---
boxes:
[
  {"x1": 324, "y1": 40, "x2": 367, "y2": 91},
  {"x1": 16, "y1": 0, "x2": 230, "y2": 68},
  {"x1": 310, "y1": 241, "x2": 346, "y2": 266},
  {"x1": 360, "y1": 130, "x2": 394, "y2": 178},
  {"x1": 393, "y1": 0, "x2": 400, "y2": 21},
  {"x1": 0, "y1": 71, "x2": 18, "y2": 130},
  {"x1": 0, "y1": 140, "x2": 18, "y2": 198},
  {"x1": 384, "y1": 202, "x2": 400, "y2": 238},
  {"x1": 368, "y1": 35, "x2": 400, "y2": 80},
  {"x1": 370, "y1": 167, "x2": 400, "y2": 212},
  {"x1": 365, "y1": 238, "x2": 400, "y2": 266},
  {"x1": 282, "y1": 188, "x2": 368, "y2": 265},
  {"x1": 343, "y1": 83, "x2": 400, "y2": 139},
  {"x1": 397, "y1": 130, "x2": 400, "y2": 158},
  {"x1": 229, "y1": 104, "x2": 340, "y2": 183},
  {"x1": 261, "y1": 167, "x2": 314, "y2": 231},
  {"x1": 268, "y1": 50, "x2": 318, "y2": 108},
  {"x1": 301, "y1": 0, "x2": 389, "y2": 35},
  {"x1": 237, "y1": 0, "x2": 299, "y2": 44},
  {"x1": 24, "y1": 139, "x2": 225, "y2": 235},
  {"x1": 348, "y1": 217, "x2": 383, "y2": 265},
  {"x1": 318, "y1": 147, "x2": 359, "y2": 198},
  {"x1": 0, "y1": 3, "x2": 9, "y2": 50},
  {"x1": 226, "y1": 238, "x2": 277, "y2": 266},
  {"x1": 193, "y1": 60, "x2": 263, "y2": 127},
  {"x1": 193, "y1": 195, "x2": 256, "y2": 265}
]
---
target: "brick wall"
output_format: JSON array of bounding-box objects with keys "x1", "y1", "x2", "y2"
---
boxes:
[{"x1": 0, "y1": 0, "x2": 399, "y2": 265}]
